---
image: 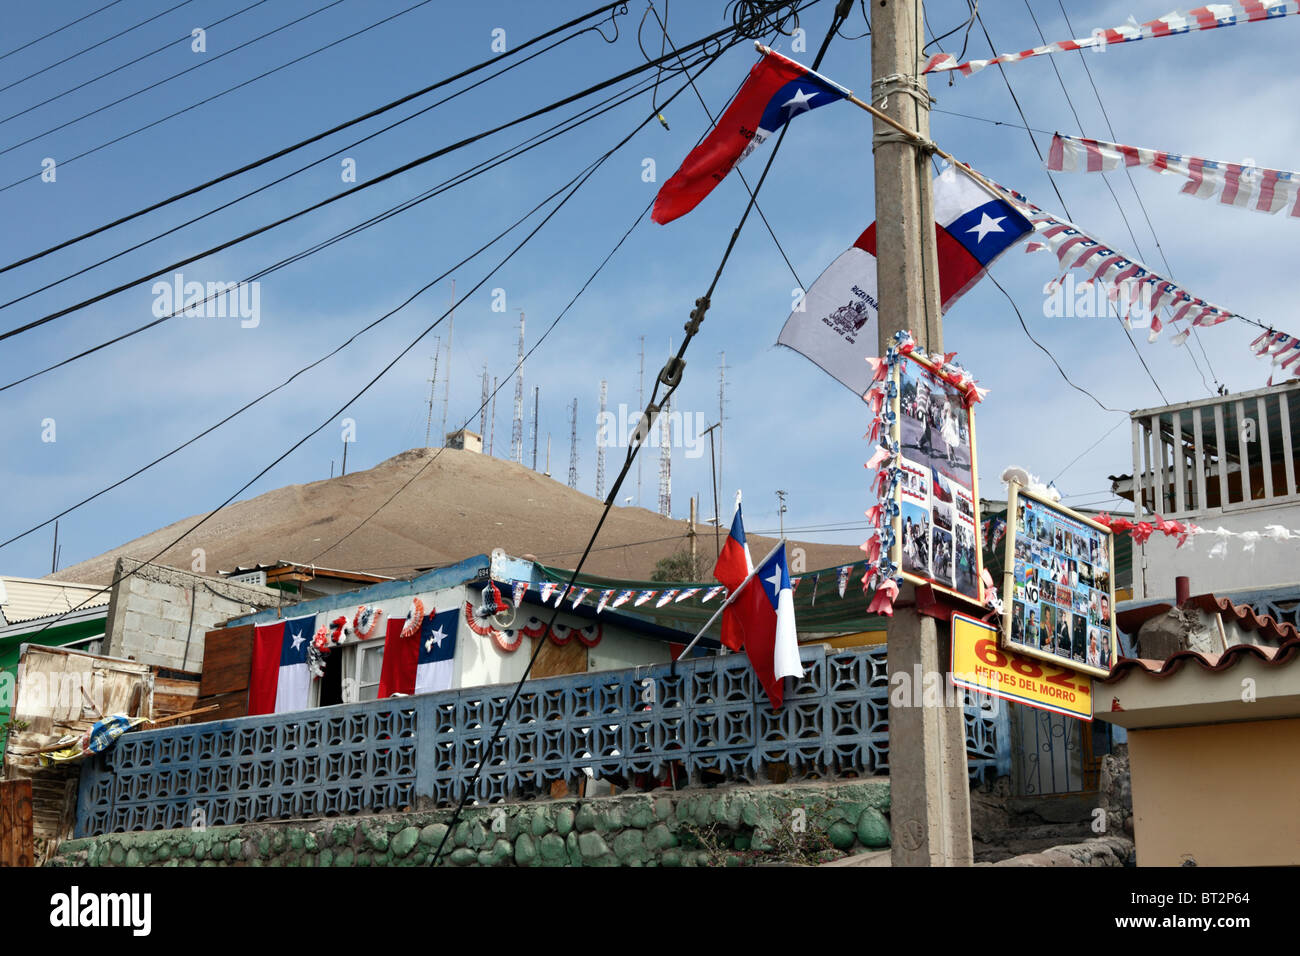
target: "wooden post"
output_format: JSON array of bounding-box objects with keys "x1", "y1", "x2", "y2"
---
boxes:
[
  {"x1": 872, "y1": 0, "x2": 973, "y2": 866},
  {"x1": 0, "y1": 779, "x2": 35, "y2": 868}
]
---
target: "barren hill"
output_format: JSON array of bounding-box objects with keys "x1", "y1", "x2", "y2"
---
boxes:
[{"x1": 52, "y1": 448, "x2": 864, "y2": 586}]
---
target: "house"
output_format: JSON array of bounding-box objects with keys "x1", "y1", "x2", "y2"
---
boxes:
[
  {"x1": 0, "y1": 576, "x2": 112, "y2": 754},
  {"x1": 1108, "y1": 381, "x2": 1300, "y2": 600},
  {"x1": 1097, "y1": 587, "x2": 1300, "y2": 865}
]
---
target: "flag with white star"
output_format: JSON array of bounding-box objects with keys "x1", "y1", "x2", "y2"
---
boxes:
[
  {"x1": 248, "y1": 614, "x2": 316, "y2": 715},
  {"x1": 778, "y1": 164, "x2": 1032, "y2": 395},
  {"x1": 652, "y1": 48, "x2": 847, "y2": 224},
  {"x1": 378, "y1": 606, "x2": 458, "y2": 698}
]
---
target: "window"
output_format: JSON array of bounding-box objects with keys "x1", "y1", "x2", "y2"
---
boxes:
[{"x1": 342, "y1": 639, "x2": 385, "y2": 703}]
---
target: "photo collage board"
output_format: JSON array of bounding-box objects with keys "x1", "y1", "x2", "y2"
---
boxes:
[
  {"x1": 890, "y1": 351, "x2": 983, "y2": 606},
  {"x1": 1001, "y1": 482, "x2": 1117, "y2": 679}
]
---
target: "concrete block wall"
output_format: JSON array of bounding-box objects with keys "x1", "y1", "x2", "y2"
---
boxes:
[{"x1": 103, "y1": 558, "x2": 289, "y2": 672}]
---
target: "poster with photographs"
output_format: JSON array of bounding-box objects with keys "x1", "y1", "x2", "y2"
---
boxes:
[
  {"x1": 890, "y1": 351, "x2": 983, "y2": 605},
  {"x1": 1001, "y1": 482, "x2": 1116, "y2": 679}
]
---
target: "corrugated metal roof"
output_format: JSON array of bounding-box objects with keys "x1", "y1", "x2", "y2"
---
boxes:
[{"x1": 0, "y1": 576, "x2": 109, "y2": 624}]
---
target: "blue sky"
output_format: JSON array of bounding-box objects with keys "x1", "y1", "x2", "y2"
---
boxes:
[{"x1": 1, "y1": 0, "x2": 1296, "y2": 578}]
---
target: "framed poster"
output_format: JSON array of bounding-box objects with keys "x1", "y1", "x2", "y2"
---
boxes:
[
  {"x1": 1001, "y1": 482, "x2": 1116, "y2": 679},
  {"x1": 889, "y1": 350, "x2": 983, "y2": 606}
]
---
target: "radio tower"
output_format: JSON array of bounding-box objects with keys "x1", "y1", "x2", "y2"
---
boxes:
[
  {"x1": 637, "y1": 336, "x2": 644, "y2": 506},
  {"x1": 658, "y1": 396, "x2": 672, "y2": 517},
  {"x1": 489, "y1": 376, "x2": 498, "y2": 456},
  {"x1": 424, "y1": 336, "x2": 441, "y2": 448},
  {"x1": 595, "y1": 380, "x2": 607, "y2": 499},
  {"x1": 567, "y1": 398, "x2": 579, "y2": 488},
  {"x1": 510, "y1": 314, "x2": 525, "y2": 463},
  {"x1": 532, "y1": 386, "x2": 540, "y2": 470},
  {"x1": 718, "y1": 350, "x2": 727, "y2": 498},
  {"x1": 440, "y1": 278, "x2": 455, "y2": 444},
  {"x1": 479, "y1": 364, "x2": 489, "y2": 438}
]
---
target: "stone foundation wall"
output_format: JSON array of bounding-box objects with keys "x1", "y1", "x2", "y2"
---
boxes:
[{"x1": 50, "y1": 780, "x2": 891, "y2": 867}]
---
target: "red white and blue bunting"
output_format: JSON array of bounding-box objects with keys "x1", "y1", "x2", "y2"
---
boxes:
[{"x1": 924, "y1": 3, "x2": 1299, "y2": 78}]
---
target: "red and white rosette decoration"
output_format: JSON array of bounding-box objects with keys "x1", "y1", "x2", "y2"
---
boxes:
[
  {"x1": 575, "y1": 623, "x2": 603, "y2": 648},
  {"x1": 492, "y1": 627, "x2": 523, "y2": 653},
  {"x1": 353, "y1": 605, "x2": 384, "y2": 640},
  {"x1": 548, "y1": 622, "x2": 573, "y2": 646},
  {"x1": 519, "y1": 617, "x2": 548, "y2": 639},
  {"x1": 400, "y1": 597, "x2": 426, "y2": 639}
]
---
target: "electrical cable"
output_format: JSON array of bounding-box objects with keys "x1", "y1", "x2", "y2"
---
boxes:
[
  {"x1": 646, "y1": 0, "x2": 803, "y2": 289},
  {"x1": 1052, "y1": 0, "x2": 1222, "y2": 390},
  {"x1": 0, "y1": 61, "x2": 700, "y2": 548},
  {"x1": 1020, "y1": 0, "x2": 1213, "y2": 398},
  {"x1": 0, "y1": 17, "x2": 628, "y2": 314},
  {"x1": 0, "y1": 63, "x2": 696, "y2": 394},
  {"x1": 0, "y1": 1, "x2": 628, "y2": 222},
  {"x1": 0, "y1": 0, "x2": 127, "y2": 64},
  {"x1": 4, "y1": 25, "x2": 737, "y2": 587},
  {"x1": 0, "y1": 0, "x2": 331, "y2": 145},
  {"x1": 973, "y1": 9, "x2": 1170, "y2": 406},
  {"x1": 0, "y1": 0, "x2": 198, "y2": 97},
  {"x1": 429, "y1": 0, "x2": 848, "y2": 867},
  {"x1": 988, "y1": 275, "x2": 1125, "y2": 414},
  {"x1": 0, "y1": 13, "x2": 777, "y2": 345}
]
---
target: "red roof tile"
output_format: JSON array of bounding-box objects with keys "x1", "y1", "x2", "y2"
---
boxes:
[
  {"x1": 1116, "y1": 593, "x2": 1299, "y2": 645},
  {"x1": 1102, "y1": 635, "x2": 1300, "y2": 683}
]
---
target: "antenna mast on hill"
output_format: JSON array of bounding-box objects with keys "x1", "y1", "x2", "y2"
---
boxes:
[
  {"x1": 637, "y1": 335, "x2": 644, "y2": 507},
  {"x1": 658, "y1": 339, "x2": 672, "y2": 517},
  {"x1": 596, "y1": 379, "x2": 607, "y2": 499},
  {"x1": 658, "y1": 396, "x2": 672, "y2": 517},
  {"x1": 568, "y1": 398, "x2": 579, "y2": 489},
  {"x1": 532, "y1": 386, "x2": 540, "y2": 470},
  {"x1": 479, "y1": 364, "x2": 489, "y2": 438},
  {"x1": 489, "y1": 376, "x2": 498, "y2": 456},
  {"x1": 510, "y1": 314, "x2": 525, "y2": 462},
  {"x1": 425, "y1": 336, "x2": 441, "y2": 448},
  {"x1": 718, "y1": 351, "x2": 727, "y2": 498},
  {"x1": 441, "y1": 279, "x2": 455, "y2": 444}
]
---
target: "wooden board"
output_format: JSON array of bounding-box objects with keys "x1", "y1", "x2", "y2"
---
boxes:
[
  {"x1": 153, "y1": 671, "x2": 201, "y2": 720},
  {"x1": 0, "y1": 779, "x2": 34, "y2": 868},
  {"x1": 192, "y1": 690, "x2": 248, "y2": 724},
  {"x1": 530, "y1": 635, "x2": 588, "y2": 680},
  {"x1": 198, "y1": 625, "x2": 255, "y2": 696}
]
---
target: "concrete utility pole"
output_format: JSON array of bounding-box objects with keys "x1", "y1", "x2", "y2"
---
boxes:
[
  {"x1": 873, "y1": 0, "x2": 972, "y2": 866},
  {"x1": 441, "y1": 279, "x2": 455, "y2": 444}
]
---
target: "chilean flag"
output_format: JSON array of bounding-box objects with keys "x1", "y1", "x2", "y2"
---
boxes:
[
  {"x1": 248, "y1": 614, "x2": 315, "y2": 716},
  {"x1": 652, "y1": 49, "x2": 847, "y2": 224},
  {"x1": 723, "y1": 543, "x2": 803, "y2": 709},
  {"x1": 713, "y1": 501, "x2": 753, "y2": 651},
  {"x1": 778, "y1": 164, "x2": 1032, "y2": 394},
  {"x1": 377, "y1": 607, "x2": 458, "y2": 698}
]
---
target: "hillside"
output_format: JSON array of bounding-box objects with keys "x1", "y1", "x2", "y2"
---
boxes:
[{"x1": 51, "y1": 447, "x2": 865, "y2": 586}]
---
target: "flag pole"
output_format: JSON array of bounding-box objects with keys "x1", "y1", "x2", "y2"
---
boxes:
[
  {"x1": 671, "y1": 537, "x2": 785, "y2": 669},
  {"x1": 754, "y1": 43, "x2": 1014, "y2": 205}
]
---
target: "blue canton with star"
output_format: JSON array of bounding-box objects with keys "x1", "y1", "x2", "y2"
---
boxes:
[{"x1": 758, "y1": 78, "x2": 845, "y2": 134}]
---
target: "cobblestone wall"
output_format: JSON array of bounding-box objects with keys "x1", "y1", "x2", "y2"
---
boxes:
[{"x1": 52, "y1": 780, "x2": 890, "y2": 867}]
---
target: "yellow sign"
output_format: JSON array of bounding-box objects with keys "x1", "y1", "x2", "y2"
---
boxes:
[{"x1": 950, "y1": 613, "x2": 1092, "y2": 721}]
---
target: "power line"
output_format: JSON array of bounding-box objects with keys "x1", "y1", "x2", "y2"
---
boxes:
[
  {"x1": 1020, "y1": 0, "x2": 1214, "y2": 397},
  {"x1": 0, "y1": 64, "x2": 675, "y2": 393},
  {"x1": 0, "y1": 19, "x2": 753, "y2": 346},
  {"x1": 0, "y1": 18, "x2": 624, "y2": 313},
  {"x1": 0, "y1": 0, "x2": 127, "y2": 64},
  {"x1": 0, "y1": 0, "x2": 329, "y2": 148},
  {"x1": 0, "y1": 0, "x2": 199, "y2": 97},
  {"x1": 973, "y1": 9, "x2": 1170, "y2": 406},
  {"x1": 1051, "y1": 0, "x2": 1222, "y2": 390},
  {"x1": 0, "y1": 65, "x2": 701, "y2": 551},
  {"x1": 10, "y1": 43, "x2": 701, "y2": 634},
  {"x1": 428, "y1": 0, "x2": 845, "y2": 867}
]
